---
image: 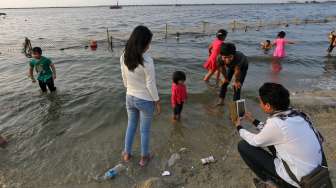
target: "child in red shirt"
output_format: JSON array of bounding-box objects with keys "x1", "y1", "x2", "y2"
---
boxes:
[{"x1": 171, "y1": 71, "x2": 187, "y2": 121}]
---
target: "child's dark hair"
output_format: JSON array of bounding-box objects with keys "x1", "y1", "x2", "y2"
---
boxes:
[
  {"x1": 266, "y1": 40, "x2": 271, "y2": 44},
  {"x1": 32, "y1": 47, "x2": 42, "y2": 55},
  {"x1": 259, "y1": 82, "x2": 290, "y2": 111},
  {"x1": 216, "y1": 29, "x2": 228, "y2": 40},
  {"x1": 173, "y1": 71, "x2": 186, "y2": 84},
  {"x1": 277, "y1": 31, "x2": 286, "y2": 38}
]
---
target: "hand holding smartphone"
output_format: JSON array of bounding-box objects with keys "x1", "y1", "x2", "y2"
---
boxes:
[{"x1": 236, "y1": 99, "x2": 246, "y2": 119}]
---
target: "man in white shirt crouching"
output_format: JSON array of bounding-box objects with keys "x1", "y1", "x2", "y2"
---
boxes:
[{"x1": 235, "y1": 83, "x2": 327, "y2": 188}]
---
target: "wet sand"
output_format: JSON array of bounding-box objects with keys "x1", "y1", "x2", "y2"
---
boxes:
[
  {"x1": 132, "y1": 90, "x2": 336, "y2": 188},
  {"x1": 1, "y1": 90, "x2": 335, "y2": 188}
]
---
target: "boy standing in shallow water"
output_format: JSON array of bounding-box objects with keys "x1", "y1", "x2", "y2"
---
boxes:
[{"x1": 29, "y1": 47, "x2": 57, "y2": 93}]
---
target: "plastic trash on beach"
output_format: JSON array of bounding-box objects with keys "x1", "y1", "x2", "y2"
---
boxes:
[
  {"x1": 94, "y1": 164, "x2": 126, "y2": 181},
  {"x1": 168, "y1": 153, "x2": 181, "y2": 167},
  {"x1": 179, "y1": 147, "x2": 187, "y2": 153},
  {"x1": 161, "y1": 171, "x2": 171, "y2": 176},
  {"x1": 201, "y1": 156, "x2": 216, "y2": 165}
]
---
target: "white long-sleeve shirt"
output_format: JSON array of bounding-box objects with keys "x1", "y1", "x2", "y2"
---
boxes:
[
  {"x1": 239, "y1": 112, "x2": 322, "y2": 187},
  {"x1": 120, "y1": 52, "x2": 159, "y2": 102}
]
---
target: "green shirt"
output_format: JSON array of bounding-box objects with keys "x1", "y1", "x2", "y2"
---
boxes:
[{"x1": 30, "y1": 56, "x2": 53, "y2": 82}]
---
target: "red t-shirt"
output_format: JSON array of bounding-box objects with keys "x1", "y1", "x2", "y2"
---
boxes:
[{"x1": 171, "y1": 83, "x2": 187, "y2": 107}]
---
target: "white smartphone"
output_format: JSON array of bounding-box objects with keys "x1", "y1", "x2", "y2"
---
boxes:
[{"x1": 236, "y1": 99, "x2": 246, "y2": 118}]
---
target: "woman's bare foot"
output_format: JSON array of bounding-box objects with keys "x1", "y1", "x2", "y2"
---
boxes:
[
  {"x1": 122, "y1": 152, "x2": 132, "y2": 162},
  {"x1": 139, "y1": 154, "x2": 154, "y2": 167}
]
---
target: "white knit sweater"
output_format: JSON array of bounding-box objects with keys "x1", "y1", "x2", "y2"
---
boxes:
[{"x1": 120, "y1": 52, "x2": 159, "y2": 102}]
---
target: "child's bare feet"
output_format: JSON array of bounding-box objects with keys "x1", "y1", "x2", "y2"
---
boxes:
[{"x1": 172, "y1": 115, "x2": 180, "y2": 123}]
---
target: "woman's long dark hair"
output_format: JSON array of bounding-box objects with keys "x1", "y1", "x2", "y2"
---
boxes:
[{"x1": 124, "y1": 25, "x2": 153, "y2": 71}]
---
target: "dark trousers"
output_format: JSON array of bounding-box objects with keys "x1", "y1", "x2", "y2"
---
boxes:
[
  {"x1": 173, "y1": 103, "x2": 184, "y2": 115},
  {"x1": 238, "y1": 140, "x2": 296, "y2": 188},
  {"x1": 219, "y1": 65, "x2": 248, "y2": 101},
  {"x1": 38, "y1": 78, "x2": 56, "y2": 92}
]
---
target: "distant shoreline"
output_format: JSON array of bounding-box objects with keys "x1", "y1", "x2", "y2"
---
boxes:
[{"x1": 1, "y1": 1, "x2": 335, "y2": 10}]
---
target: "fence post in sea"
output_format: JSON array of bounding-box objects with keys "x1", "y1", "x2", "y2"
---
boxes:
[
  {"x1": 258, "y1": 19, "x2": 262, "y2": 30},
  {"x1": 176, "y1": 32, "x2": 180, "y2": 42},
  {"x1": 202, "y1": 21, "x2": 208, "y2": 34},
  {"x1": 165, "y1": 23, "x2": 168, "y2": 39},
  {"x1": 107, "y1": 28, "x2": 111, "y2": 51},
  {"x1": 110, "y1": 36, "x2": 113, "y2": 51},
  {"x1": 232, "y1": 20, "x2": 236, "y2": 32}
]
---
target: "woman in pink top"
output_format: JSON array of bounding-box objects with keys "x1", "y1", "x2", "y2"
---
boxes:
[
  {"x1": 273, "y1": 31, "x2": 295, "y2": 59},
  {"x1": 171, "y1": 71, "x2": 187, "y2": 121},
  {"x1": 203, "y1": 29, "x2": 228, "y2": 82}
]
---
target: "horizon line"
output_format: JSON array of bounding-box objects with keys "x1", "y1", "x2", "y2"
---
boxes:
[{"x1": 1, "y1": 1, "x2": 335, "y2": 10}]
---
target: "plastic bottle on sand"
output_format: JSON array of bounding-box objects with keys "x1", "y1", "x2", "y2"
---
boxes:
[{"x1": 95, "y1": 164, "x2": 126, "y2": 181}]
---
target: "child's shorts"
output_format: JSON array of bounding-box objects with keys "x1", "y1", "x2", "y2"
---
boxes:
[{"x1": 173, "y1": 102, "x2": 184, "y2": 115}]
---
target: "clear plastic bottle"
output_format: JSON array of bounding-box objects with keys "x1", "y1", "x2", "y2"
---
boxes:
[{"x1": 95, "y1": 164, "x2": 126, "y2": 181}]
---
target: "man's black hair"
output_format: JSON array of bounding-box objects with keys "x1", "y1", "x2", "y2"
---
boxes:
[
  {"x1": 259, "y1": 83, "x2": 290, "y2": 111},
  {"x1": 32, "y1": 47, "x2": 42, "y2": 55},
  {"x1": 173, "y1": 71, "x2": 186, "y2": 84},
  {"x1": 220, "y1": 43, "x2": 236, "y2": 56}
]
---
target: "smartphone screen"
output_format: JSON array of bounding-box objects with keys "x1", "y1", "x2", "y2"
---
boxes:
[{"x1": 236, "y1": 100, "x2": 246, "y2": 118}]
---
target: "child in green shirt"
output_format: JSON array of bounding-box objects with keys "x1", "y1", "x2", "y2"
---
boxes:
[{"x1": 29, "y1": 47, "x2": 57, "y2": 93}]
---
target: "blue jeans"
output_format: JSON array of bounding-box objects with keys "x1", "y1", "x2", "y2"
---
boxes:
[{"x1": 124, "y1": 95, "x2": 155, "y2": 156}]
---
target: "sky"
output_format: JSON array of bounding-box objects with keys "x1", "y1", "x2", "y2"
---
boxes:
[{"x1": 0, "y1": 0, "x2": 299, "y2": 8}]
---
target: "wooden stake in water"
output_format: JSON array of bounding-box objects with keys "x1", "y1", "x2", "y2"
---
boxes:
[
  {"x1": 110, "y1": 36, "x2": 113, "y2": 51},
  {"x1": 232, "y1": 20, "x2": 236, "y2": 32},
  {"x1": 202, "y1": 21, "x2": 208, "y2": 34},
  {"x1": 165, "y1": 23, "x2": 168, "y2": 39},
  {"x1": 107, "y1": 28, "x2": 113, "y2": 51}
]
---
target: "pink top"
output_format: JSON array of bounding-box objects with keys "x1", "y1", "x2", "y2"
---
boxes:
[
  {"x1": 171, "y1": 83, "x2": 187, "y2": 107},
  {"x1": 273, "y1": 38, "x2": 288, "y2": 58},
  {"x1": 203, "y1": 39, "x2": 224, "y2": 71}
]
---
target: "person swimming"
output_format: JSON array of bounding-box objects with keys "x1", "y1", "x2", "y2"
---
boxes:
[{"x1": 260, "y1": 40, "x2": 272, "y2": 51}]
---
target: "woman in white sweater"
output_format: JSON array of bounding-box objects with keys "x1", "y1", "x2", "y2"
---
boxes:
[{"x1": 120, "y1": 25, "x2": 161, "y2": 167}]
